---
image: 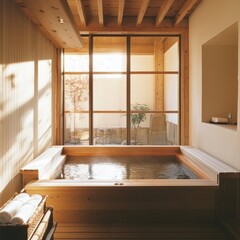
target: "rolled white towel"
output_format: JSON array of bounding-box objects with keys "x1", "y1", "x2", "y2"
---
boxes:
[
  {"x1": 26, "y1": 194, "x2": 42, "y2": 208},
  {"x1": 10, "y1": 195, "x2": 42, "y2": 225},
  {"x1": 14, "y1": 193, "x2": 30, "y2": 201},
  {"x1": 30, "y1": 194, "x2": 42, "y2": 202},
  {"x1": 9, "y1": 203, "x2": 35, "y2": 225},
  {"x1": 0, "y1": 193, "x2": 30, "y2": 224}
]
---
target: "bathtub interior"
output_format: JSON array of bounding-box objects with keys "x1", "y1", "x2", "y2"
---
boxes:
[{"x1": 61, "y1": 154, "x2": 201, "y2": 181}]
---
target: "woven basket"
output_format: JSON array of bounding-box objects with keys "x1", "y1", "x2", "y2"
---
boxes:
[
  {"x1": 0, "y1": 194, "x2": 47, "y2": 240},
  {"x1": 30, "y1": 208, "x2": 53, "y2": 240}
]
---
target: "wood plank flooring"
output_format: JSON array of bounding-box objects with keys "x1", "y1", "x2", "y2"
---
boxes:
[{"x1": 54, "y1": 222, "x2": 233, "y2": 240}]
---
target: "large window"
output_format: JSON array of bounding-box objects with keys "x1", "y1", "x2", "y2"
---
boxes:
[{"x1": 64, "y1": 35, "x2": 180, "y2": 145}]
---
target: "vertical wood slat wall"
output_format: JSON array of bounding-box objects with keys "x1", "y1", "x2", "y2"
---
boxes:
[{"x1": 0, "y1": 0, "x2": 57, "y2": 205}]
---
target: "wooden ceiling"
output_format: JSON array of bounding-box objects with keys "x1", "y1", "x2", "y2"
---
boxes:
[
  {"x1": 15, "y1": 0, "x2": 202, "y2": 49},
  {"x1": 67, "y1": 0, "x2": 201, "y2": 32}
]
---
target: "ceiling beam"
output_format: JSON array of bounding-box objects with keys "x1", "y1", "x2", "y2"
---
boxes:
[
  {"x1": 155, "y1": 0, "x2": 174, "y2": 26},
  {"x1": 78, "y1": 16, "x2": 188, "y2": 35},
  {"x1": 136, "y1": 0, "x2": 150, "y2": 26},
  {"x1": 118, "y1": 0, "x2": 125, "y2": 26},
  {"x1": 174, "y1": 0, "x2": 198, "y2": 25},
  {"x1": 75, "y1": 0, "x2": 86, "y2": 26},
  {"x1": 97, "y1": 0, "x2": 104, "y2": 26}
]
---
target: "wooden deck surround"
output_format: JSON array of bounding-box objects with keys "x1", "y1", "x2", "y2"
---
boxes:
[
  {"x1": 21, "y1": 146, "x2": 240, "y2": 239},
  {"x1": 54, "y1": 222, "x2": 232, "y2": 240}
]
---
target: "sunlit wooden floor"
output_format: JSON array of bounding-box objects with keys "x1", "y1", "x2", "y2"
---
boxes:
[{"x1": 54, "y1": 222, "x2": 233, "y2": 240}]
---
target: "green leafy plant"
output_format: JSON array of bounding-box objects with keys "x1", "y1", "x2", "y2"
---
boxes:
[{"x1": 131, "y1": 103, "x2": 150, "y2": 144}]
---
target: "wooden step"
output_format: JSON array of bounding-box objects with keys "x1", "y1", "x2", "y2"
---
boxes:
[{"x1": 54, "y1": 222, "x2": 232, "y2": 240}]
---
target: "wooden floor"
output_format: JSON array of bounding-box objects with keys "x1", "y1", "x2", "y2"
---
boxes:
[{"x1": 54, "y1": 222, "x2": 233, "y2": 240}]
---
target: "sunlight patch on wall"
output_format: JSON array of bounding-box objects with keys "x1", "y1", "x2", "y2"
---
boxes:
[
  {"x1": 38, "y1": 60, "x2": 52, "y2": 91},
  {"x1": 1, "y1": 61, "x2": 34, "y2": 120},
  {"x1": 0, "y1": 60, "x2": 35, "y2": 193},
  {"x1": 38, "y1": 59, "x2": 52, "y2": 153}
]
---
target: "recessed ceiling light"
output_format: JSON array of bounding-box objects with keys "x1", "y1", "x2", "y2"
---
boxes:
[{"x1": 59, "y1": 18, "x2": 64, "y2": 24}]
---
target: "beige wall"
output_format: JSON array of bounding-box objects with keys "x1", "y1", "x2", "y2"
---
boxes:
[
  {"x1": 189, "y1": 0, "x2": 240, "y2": 170},
  {"x1": 202, "y1": 44, "x2": 238, "y2": 122},
  {"x1": 0, "y1": 0, "x2": 57, "y2": 205}
]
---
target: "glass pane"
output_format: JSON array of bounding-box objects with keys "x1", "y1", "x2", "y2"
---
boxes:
[
  {"x1": 64, "y1": 37, "x2": 89, "y2": 72},
  {"x1": 148, "y1": 113, "x2": 168, "y2": 145},
  {"x1": 163, "y1": 37, "x2": 179, "y2": 72},
  {"x1": 130, "y1": 113, "x2": 179, "y2": 145},
  {"x1": 131, "y1": 74, "x2": 179, "y2": 111},
  {"x1": 64, "y1": 113, "x2": 89, "y2": 145},
  {"x1": 64, "y1": 74, "x2": 89, "y2": 111},
  {"x1": 93, "y1": 74, "x2": 126, "y2": 111},
  {"x1": 93, "y1": 114, "x2": 126, "y2": 145},
  {"x1": 64, "y1": 73, "x2": 89, "y2": 145},
  {"x1": 130, "y1": 113, "x2": 151, "y2": 145},
  {"x1": 131, "y1": 74, "x2": 154, "y2": 111},
  {"x1": 64, "y1": 54, "x2": 89, "y2": 72},
  {"x1": 165, "y1": 113, "x2": 179, "y2": 145},
  {"x1": 164, "y1": 74, "x2": 179, "y2": 111},
  {"x1": 93, "y1": 36, "x2": 126, "y2": 72},
  {"x1": 131, "y1": 55, "x2": 154, "y2": 71},
  {"x1": 130, "y1": 36, "x2": 179, "y2": 72}
]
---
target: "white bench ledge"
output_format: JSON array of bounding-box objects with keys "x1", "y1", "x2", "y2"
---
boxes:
[
  {"x1": 180, "y1": 146, "x2": 239, "y2": 175},
  {"x1": 21, "y1": 146, "x2": 64, "y2": 178}
]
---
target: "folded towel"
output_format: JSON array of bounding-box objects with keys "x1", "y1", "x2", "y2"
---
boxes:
[
  {"x1": 10, "y1": 194, "x2": 42, "y2": 225},
  {"x1": 0, "y1": 193, "x2": 30, "y2": 224},
  {"x1": 211, "y1": 117, "x2": 228, "y2": 123}
]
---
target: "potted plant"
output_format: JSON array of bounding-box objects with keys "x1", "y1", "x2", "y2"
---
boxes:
[{"x1": 131, "y1": 103, "x2": 150, "y2": 144}]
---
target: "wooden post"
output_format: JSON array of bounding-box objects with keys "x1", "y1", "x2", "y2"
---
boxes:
[{"x1": 154, "y1": 38, "x2": 164, "y2": 111}]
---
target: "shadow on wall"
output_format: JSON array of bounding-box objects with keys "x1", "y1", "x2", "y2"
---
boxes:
[
  {"x1": 0, "y1": 67, "x2": 53, "y2": 205},
  {"x1": 0, "y1": 173, "x2": 22, "y2": 205},
  {"x1": 0, "y1": 0, "x2": 56, "y2": 206}
]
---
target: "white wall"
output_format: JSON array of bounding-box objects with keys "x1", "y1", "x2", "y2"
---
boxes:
[{"x1": 189, "y1": 0, "x2": 240, "y2": 170}]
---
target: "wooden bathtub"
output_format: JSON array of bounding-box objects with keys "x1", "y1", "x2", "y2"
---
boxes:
[{"x1": 21, "y1": 146, "x2": 239, "y2": 224}]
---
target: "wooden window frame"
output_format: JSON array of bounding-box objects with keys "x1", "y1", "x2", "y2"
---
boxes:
[{"x1": 58, "y1": 33, "x2": 189, "y2": 145}]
